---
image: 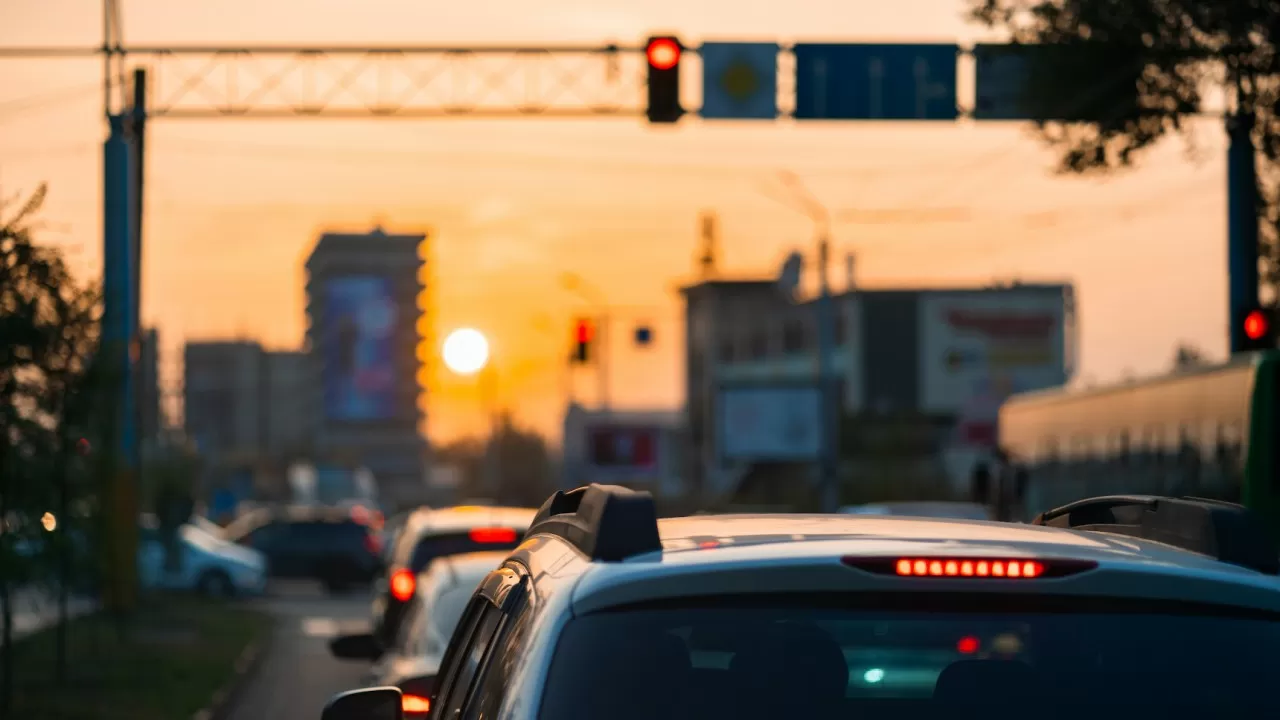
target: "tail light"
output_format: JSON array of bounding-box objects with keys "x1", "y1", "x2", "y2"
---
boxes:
[
  {"x1": 842, "y1": 556, "x2": 1097, "y2": 579},
  {"x1": 469, "y1": 527, "x2": 518, "y2": 544},
  {"x1": 402, "y1": 694, "x2": 431, "y2": 716},
  {"x1": 390, "y1": 569, "x2": 416, "y2": 602}
]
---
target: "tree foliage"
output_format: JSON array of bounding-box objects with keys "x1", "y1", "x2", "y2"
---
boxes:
[
  {"x1": 0, "y1": 184, "x2": 105, "y2": 701},
  {"x1": 444, "y1": 416, "x2": 557, "y2": 507},
  {"x1": 967, "y1": 0, "x2": 1280, "y2": 289}
]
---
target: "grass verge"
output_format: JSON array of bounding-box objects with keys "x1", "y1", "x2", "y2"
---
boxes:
[{"x1": 7, "y1": 594, "x2": 271, "y2": 720}]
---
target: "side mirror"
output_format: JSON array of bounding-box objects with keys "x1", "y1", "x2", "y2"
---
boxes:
[
  {"x1": 399, "y1": 674, "x2": 437, "y2": 718},
  {"x1": 322, "y1": 687, "x2": 402, "y2": 720},
  {"x1": 329, "y1": 633, "x2": 383, "y2": 662}
]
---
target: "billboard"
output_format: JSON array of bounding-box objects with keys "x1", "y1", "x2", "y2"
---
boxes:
[
  {"x1": 322, "y1": 276, "x2": 400, "y2": 421},
  {"x1": 718, "y1": 384, "x2": 823, "y2": 461},
  {"x1": 917, "y1": 291, "x2": 1068, "y2": 445}
]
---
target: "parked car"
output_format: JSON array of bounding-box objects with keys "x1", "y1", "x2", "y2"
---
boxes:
[
  {"x1": 138, "y1": 520, "x2": 267, "y2": 596},
  {"x1": 223, "y1": 505, "x2": 384, "y2": 593},
  {"x1": 329, "y1": 551, "x2": 508, "y2": 718}
]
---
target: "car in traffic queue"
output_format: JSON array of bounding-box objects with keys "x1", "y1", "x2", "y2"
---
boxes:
[
  {"x1": 222, "y1": 505, "x2": 384, "y2": 593},
  {"x1": 370, "y1": 505, "x2": 534, "y2": 650},
  {"x1": 329, "y1": 551, "x2": 509, "y2": 718},
  {"x1": 322, "y1": 485, "x2": 1280, "y2": 720}
]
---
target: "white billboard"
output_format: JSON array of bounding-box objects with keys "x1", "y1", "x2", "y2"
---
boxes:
[
  {"x1": 718, "y1": 385, "x2": 823, "y2": 461},
  {"x1": 918, "y1": 291, "x2": 1069, "y2": 442}
]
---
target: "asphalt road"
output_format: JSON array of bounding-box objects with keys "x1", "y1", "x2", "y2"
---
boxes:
[{"x1": 227, "y1": 581, "x2": 375, "y2": 720}]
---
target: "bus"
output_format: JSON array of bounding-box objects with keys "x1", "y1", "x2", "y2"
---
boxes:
[{"x1": 998, "y1": 350, "x2": 1280, "y2": 533}]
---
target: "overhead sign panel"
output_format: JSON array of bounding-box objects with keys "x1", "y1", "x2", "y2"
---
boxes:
[
  {"x1": 973, "y1": 43, "x2": 1037, "y2": 120},
  {"x1": 794, "y1": 43, "x2": 959, "y2": 120},
  {"x1": 699, "y1": 42, "x2": 779, "y2": 119},
  {"x1": 973, "y1": 43, "x2": 1087, "y2": 121}
]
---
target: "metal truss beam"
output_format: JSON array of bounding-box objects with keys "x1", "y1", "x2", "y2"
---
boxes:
[{"x1": 3, "y1": 45, "x2": 659, "y2": 118}]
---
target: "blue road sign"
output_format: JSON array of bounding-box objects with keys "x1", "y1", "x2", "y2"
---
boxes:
[
  {"x1": 699, "y1": 42, "x2": 779, "y2": 119},
  {"x1": 973, "y1": 44, "x2": 1035, "y2": 120},
  {"x1": 793, "y1": 43, "x2": 958, "y2": 121}
]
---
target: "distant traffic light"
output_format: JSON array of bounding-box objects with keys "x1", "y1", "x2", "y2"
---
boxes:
[
  {"x1": 572, "y1": 318, "x2": 595, "y2": 363},
  {"x1": 1235, "y1": 306, "x2": 1276, "y2": 353},
  {"x1": 645, "y1": 35, "x2": 683, "y2": 124}
]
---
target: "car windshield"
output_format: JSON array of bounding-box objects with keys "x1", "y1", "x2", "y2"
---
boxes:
[
  {"x1": 408, "y1": 531, "x2": 522, "y2": 573},
  {"x1": 537, "y1": 595, "x2": 1280, "y2": 719}
]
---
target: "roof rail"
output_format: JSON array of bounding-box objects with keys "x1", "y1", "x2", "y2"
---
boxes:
[
  {"x1": 1032, "y1": 495, "x2": 1279, "y2": 575},
  {"x1": 526, "y1": 484, "x2": 662, "y2": 562}
]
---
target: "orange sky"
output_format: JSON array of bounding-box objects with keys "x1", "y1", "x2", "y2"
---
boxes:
[{"x1": 0, "y1": 0, "x2": 1229, "y2": 444}]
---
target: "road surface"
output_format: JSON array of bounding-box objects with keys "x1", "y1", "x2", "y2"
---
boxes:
[{"x1": 228, "y1": 581, "x2": 374, "y2": 720}]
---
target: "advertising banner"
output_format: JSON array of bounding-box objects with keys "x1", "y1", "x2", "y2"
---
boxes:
[
  {"x1": 322, "y1": 276, "x2": 399, "y2": 421},
  {"x1": 918, "y1": 291, "x2": 1068, "y2": 445},
  {"x1": 718, "y1": 384, "x2": 823, "y2": 461}
]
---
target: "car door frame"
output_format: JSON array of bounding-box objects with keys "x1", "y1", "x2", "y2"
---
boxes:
[{"x1": 429, "y1": 563, "x2": 525, "y2": 720}]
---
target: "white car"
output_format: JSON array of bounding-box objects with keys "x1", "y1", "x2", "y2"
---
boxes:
[
  {"x1": 324, "y1": 486, "x2": 1280, "y2": 719},
  {"x1": 330, "y1": 551, "x2": 508, "y2": 717},
  {"x1": 138, "y1": 520, "x2": 268, "y2": 596}
]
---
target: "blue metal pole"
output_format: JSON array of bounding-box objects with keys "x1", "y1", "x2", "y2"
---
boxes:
[
  {"x1": 816, "y1": 233, "x2": 839, "y2": 512},
  {"x1": 103, "y1": 114, "x2": 136, "y2": 461},
  {"x1": 1226, "y1": 112, "x2": 1258, "y2": 354}
]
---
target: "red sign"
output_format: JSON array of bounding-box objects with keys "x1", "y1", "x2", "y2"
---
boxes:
[
  {"x1": 588, "y1": 426, "x2": 658, "y2": 469},
  {"x1": 946, "y1": 310, "x2": 1056, "y2": 339}
]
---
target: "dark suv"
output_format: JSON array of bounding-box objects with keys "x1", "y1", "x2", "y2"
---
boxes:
[{"x1": 224, "y1": 506, "x2": 383, "y2": 593}]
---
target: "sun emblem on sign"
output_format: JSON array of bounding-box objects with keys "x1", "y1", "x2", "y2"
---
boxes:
[{"x1": 719, "y1": 59, "x2": 759, "y2": 102}]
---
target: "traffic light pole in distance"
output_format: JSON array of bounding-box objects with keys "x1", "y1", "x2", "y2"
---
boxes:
[{"x1": 645, "y1": 35, "x2": 684, "y2": 123}]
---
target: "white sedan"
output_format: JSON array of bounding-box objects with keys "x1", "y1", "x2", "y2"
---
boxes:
[{"x1": 138, "y1": 520, "x2": 268, "y2": 596}]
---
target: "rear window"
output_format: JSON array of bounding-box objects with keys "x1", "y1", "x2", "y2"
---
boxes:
[
  {"x1": 408, "y1": 531, "x2": 521, "y2": 573},
  {"x1": 537, "y1": 594, "x2": 1280, "y2": 719}
]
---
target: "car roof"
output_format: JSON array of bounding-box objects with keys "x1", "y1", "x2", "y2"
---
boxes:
[
  {"x1": 538, "y1": 514, "x2": 1280, "y2": 616},
  {"x1": 408, "y1": 505, "x2": 536, "y2": 535},
  {"x1": 420, "y1": 551, "x2": 509, "y2": 599}
]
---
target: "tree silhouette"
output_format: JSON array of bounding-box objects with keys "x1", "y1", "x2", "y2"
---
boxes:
[
  {"x1": 0, "y1": 184, "x2": 104, "y2": 702},
  {"x1": 966, "y1": 1, "x2": 1280, "y2": 292}
]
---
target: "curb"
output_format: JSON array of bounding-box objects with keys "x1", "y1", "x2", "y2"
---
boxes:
[{"x1": 191, "y1": 627, "x2": 272, "y2": 720}]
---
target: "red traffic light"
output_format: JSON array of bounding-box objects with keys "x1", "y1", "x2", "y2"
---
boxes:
[
  {"x1": 646, "y1": 37, "x2": 681, "y2": 71},
  {"x1": 1245, "y1": 310, "x2": 1269, "y2": 341},
  {"x1": 575, "y1": 319, "x2": 594, "y2": 344}
]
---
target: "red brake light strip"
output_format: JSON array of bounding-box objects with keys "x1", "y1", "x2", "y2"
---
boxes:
[
  {"x1": 841, "y1": 556, "x2": 1097, "y2": 579},
  {"x1": 894, "y1": 558, "x2": 1044, "y2": 578}
]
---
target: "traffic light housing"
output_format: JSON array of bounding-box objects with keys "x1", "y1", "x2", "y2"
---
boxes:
[
  {"x1": 572, "y1": 318, "x2": 595, "y2": 363},
  {"x1": 645, "y1": 35, "x2": 684, "y2": 123},
  {"x1": 1235, "y1": 306, "x2": 1276, "y2": 353}
]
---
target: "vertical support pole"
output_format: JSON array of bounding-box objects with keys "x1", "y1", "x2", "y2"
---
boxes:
[
  {"x1": 1227, "y1": 111, "x2": 1259, "y2": 354},
  {"x1": 816, "y1": 232, "x2": 840, "y2": 513},
  {"x1": 130, "y1": 68, "x2": 146, "y2": 467},
  {"x1": 597, "y1": 313, "x2": 611, "y2": 411},
  {"x1": 103, "y1": 113, "x2": 139, "y2": 614}
]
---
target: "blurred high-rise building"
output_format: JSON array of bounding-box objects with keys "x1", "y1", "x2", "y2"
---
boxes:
[
  {"x1": 138, "y1": 327, "x2": 163, "y2": 442},
  {"x1": 183, "y1": 341, "x2": 268, "y2": 459},
  {"x1": 304, "y1": 226, "x2": 430, "y2": 507}
]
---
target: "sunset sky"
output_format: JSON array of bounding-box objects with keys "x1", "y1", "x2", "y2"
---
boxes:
[{"x1": 0, "y1": 0, "x2": 1228, "y2": 444}]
